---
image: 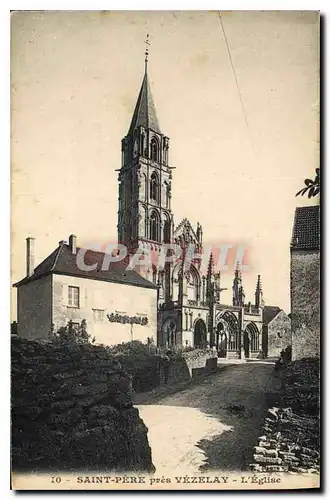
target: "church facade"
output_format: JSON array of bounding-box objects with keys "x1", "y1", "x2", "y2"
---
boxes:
[
  {"x1": 14, "y1": 56, "x2": 291, "y2": 358},
  {"x1": 117, "y1": 62, "x2": 275, "y2": 359}
]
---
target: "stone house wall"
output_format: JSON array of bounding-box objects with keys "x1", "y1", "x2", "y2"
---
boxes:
[
  {"x1": 266, "y1": 311, "x2": 292, "y2": 358},
  {"x1": 290, "y1": 250, "x2": 320, "y2": 360},
  {"x1": 17, "y1": 275, "x2": 52, "y2": 340}
]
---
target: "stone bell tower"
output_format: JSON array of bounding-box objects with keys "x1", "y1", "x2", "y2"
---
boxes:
[{"x1": 117, "y1": 44, "x2": 174, "y2": 268}]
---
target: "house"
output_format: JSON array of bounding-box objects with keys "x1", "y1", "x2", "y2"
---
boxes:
[
  {"x1": 14, "y1": 235, "x2": 158, "y2": 345},
  {"x1": 290, "y1": 205, "x2": 320, "y2": 360},
  {"x1": 262, "y1": 306, "x2": 291, "y2": 358}
]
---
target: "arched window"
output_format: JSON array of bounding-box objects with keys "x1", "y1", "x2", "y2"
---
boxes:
[
  {"x1": 133, "y1": 138, "x2": 139, "y2": 156},
  {"x1": 217, "y1": 311, "x2": 239, "y2": 352},
  {"x1": 149, "y1": 211, "x2": 159, "y2": 242},
  {"x1": 187, "y1": 265, "x2": 200, "y2": 303},
  {"x1": 163, "y1": 216, "x2": 171, "y2": 243},
  {"x1": 152, "y1": 266, "x2": 157, "y2": 285},
  {"x1": 149, "y1": 172, "x2": 159, "y2": 203},
  {"x1": 151, "y1": 138, "x2": 158, "y2": 162},
  {"x1": 244, "y1": 322, "x2": 259, "y2": 354},
  {"x1": 139, "y1": 205, "x2": 146, "y2": 237}
]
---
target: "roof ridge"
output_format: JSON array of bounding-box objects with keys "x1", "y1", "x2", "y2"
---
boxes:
[{"x1": 50, "y1": 242, "x2": 65, "y2": 272}]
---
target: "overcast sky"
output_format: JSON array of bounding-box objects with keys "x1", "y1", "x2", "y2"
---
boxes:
[{"x1": 11, "y1": 10, "x2": 319, "y2": 317}]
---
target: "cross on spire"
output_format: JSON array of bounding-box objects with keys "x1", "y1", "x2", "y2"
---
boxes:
[{"x1": 144, "y1": 33, "x2": 151, "y2": 73}]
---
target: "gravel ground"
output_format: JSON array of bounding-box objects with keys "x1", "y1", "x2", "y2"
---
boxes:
[{"x1": 137, "y1": 363, "x2": 277, "y2": 474}]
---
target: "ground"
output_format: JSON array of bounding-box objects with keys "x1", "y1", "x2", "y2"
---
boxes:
[{"x1": 136, "y1": 362, "x2": 276, "y2": 474}]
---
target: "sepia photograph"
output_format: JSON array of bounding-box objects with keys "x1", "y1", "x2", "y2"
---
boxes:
[{"x1": 10, "y1": 10, "x2": 320, "y2": 490}]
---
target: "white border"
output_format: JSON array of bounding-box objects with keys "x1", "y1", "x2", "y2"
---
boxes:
[{"x1": 2, "y1": 2, "x2": 327, "y2": 498}]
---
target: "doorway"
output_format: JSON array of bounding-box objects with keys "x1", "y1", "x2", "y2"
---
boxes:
[
  {"x1": 244, "y1": 330, "x2": 250, "y2": 358},
  {"x1": 193, "y1": 319, "x2": 207, "y2": 348}
]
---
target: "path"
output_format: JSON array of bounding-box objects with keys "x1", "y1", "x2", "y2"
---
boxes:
[{"x1": 136, "y1": 363, "x2": 276, "y2": 474}]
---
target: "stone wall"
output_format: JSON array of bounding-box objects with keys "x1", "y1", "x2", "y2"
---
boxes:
[
  {"x1": 291, "y1": 250, "x2": 320, "y2": 360},
  {"x1": 266, "y1": 311, "x2": 292, "y2": 358},
  {"x1": 182, "y1": 348, "x2": 218, "y2": 377},
  {"x1": 250, "y1": 407, "x2": 319, "y2": 473},
  {"x1": 250, "y1": 358, "x2": 319, "y2": 474},
  {"x1": 17, "y1": 275, "x2": 52, "y2": 340},
  {"x1": 161, "y1": 349, "x2": 218, "y2": 385},
  {"x1": 11, "y1": 336, "x2": 154, "y2": 473}
]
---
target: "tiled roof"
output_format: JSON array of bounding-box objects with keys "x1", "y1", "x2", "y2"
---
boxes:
[
  {"x1": 263, "y1": 306, "x2": 282, "y2": 325},
  {"x1": 291, "y1": 205, "x2": 320, "y2": 250},
  {"x1": 128, "y1": 71, "x2": 161, "y2": 135},
  {"x1": 14, "y1": 243, "x2": 157, "y2": 290}
]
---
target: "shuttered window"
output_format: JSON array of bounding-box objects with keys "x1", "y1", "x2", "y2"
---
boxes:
[{"x1": 68, "y1": 286, "x2": 79, "y2": 307}]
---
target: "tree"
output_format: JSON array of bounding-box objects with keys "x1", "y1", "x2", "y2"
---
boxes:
[
  {"x1": 49, "y1": 319, "x2": 95, "y2": 345},
  {"x1": 296, "y1": 168, "x2": 320, "y2": 198}
]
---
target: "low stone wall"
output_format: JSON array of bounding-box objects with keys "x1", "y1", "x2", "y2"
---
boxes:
[
  {"x1": 11, "y1": 336, "x2": 154, "y2": 473},
  {"x1": 161, "y1": 349, "x2": 218, "y2": 385},
  {"x1": 250, "y1": 407, "x2": 319, "y2": 473},
  {"x1": 182, "y1": 349, "x2": 218, "y2": 377},
  {"x1": 250, "y1": 357, "x2": 320, "y2": 474}
]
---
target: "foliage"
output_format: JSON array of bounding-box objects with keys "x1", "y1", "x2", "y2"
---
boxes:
[
  {"x1": 275, "y1": 344, "x2": 292, "y2": 370},
  {"x1": 105, "y1": 340, "x2": 154, "y2": 358},
  {"x1": 103, "y1": 341, "x2": 158, "y2": 391},
  {"x1": 296, "y1": 168, "x2": 320, "y2": 198},
  {"x1": 11, "y1": 321, "x2": 18, "y2": 336},
  {"x1": 49, "y1": 319, "x2": 95, "y2": 345}
]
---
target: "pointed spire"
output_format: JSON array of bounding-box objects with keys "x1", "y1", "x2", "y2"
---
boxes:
[
  {"x1": 207, "y1": 253, "x2": 214, "y2": 278},
  {"x1": 234, "y1": 260, "x2": 242, "y2": 281},
  {"x1": 255, "y1": 274, "x2": 263, "y2": 308},
  {"x1": 233, "y1": 262, "x2": 244, "y2": 307},
  {"x1": 128, "y1": 35, "x2": 161, "y2": 135}
]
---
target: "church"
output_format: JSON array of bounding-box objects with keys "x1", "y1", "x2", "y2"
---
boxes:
[
  {"x1": 14, "y1": 49, "x2": 291, "y2": 359},
  {"x1": 116, "y1": 54, "x2": 289, "y2": 359}
]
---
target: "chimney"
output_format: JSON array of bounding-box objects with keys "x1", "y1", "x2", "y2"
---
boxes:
[
  {"x1": 26, "y1": 237, "x2": 35, "y2": 277},
  {"x1": 69, "y1": 234, "x2": 77, "y2": 255}
]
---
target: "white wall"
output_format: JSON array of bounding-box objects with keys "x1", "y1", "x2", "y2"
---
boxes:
[{"x1": 52, "y1": 274, "x2": 158, "y2": 346}]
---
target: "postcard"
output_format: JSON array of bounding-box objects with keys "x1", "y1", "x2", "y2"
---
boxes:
[{"x1": 11, "y1": 10, "x2": 320, "y2": 491}]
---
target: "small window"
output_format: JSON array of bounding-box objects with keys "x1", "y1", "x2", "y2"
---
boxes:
[
  {"x1": 93, "y1": 309, "x2": 105, "y2": 323},
  {"x1": 68, "y1": 286, "x2": 79, "y2": 307},
  {"x1": 151, "y1": 138, "x2": 158, "y2": 162}
]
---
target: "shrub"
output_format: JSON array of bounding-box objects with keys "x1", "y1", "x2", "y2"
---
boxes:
[
  {"x1": 49, "y1": 319, "x2": 95, "y2": 345},
  {"x1": 105, "y1": 340, "x2": 161, "y2": 392}
]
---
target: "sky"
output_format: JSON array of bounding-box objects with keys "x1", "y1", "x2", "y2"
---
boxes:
[{"x1": 11, "y1": 10, "x2": 319, "y2": 318}]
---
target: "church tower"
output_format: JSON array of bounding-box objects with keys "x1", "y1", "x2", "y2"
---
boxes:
[{"x1": 117, "y1": 46, "x2": 173, "y2": 264}]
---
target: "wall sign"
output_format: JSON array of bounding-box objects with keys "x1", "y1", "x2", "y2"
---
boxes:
[{"x1": 107, "y1": 313, "x2": 148, "y2": 326}]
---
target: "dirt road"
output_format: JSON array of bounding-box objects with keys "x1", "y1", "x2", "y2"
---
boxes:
[{"x1": 137, "y1": 363, "x2": 276, "y2": 474}]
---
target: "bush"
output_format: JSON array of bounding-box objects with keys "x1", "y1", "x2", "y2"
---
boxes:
[
  {"x1": 275, "y1": 344, "x2": 292, "y2": 370},
  {"x1": 49, "y1": 319, "x2": 95, "y2": 345},
  {"x1": 105, "y1": 340, "x2": 161, "y2": 393}
]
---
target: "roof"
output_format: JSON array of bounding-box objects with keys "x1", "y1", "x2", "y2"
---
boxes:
[
  {"x1": 128, "y1": 71, "x2": 161, "y2": 135},
  {"x1": 291, "y1": 205, "x2": 320, "y2": 250},
  {"x1": 13, "y1": 243, "x2": 157, "y2": 290},
  {"x1": 263, "y1": 306, "x2": 282, "y2": 325}
]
